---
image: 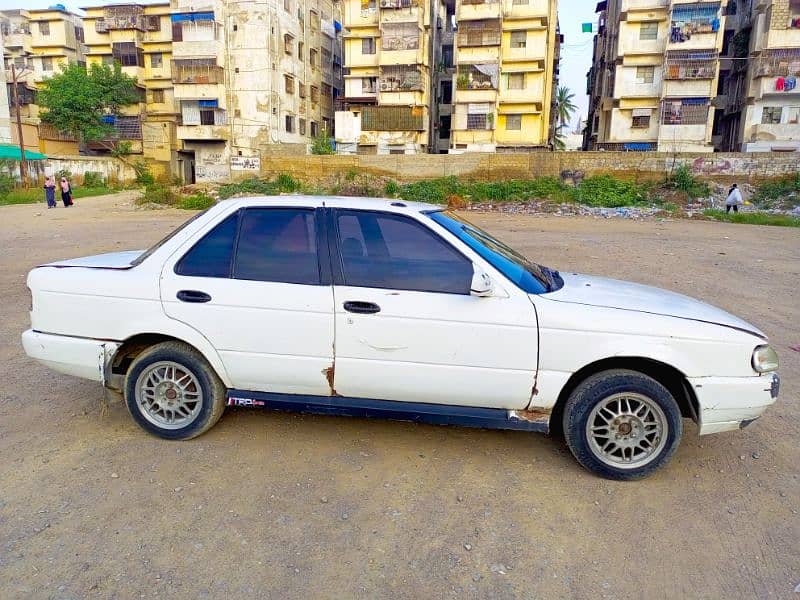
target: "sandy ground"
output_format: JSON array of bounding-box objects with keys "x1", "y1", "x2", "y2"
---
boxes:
[{"x1": 0, "y1": 193, "x2": 798, "y2": 599}]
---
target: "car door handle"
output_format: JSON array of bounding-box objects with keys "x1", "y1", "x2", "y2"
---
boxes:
[
  {"x1": 177, "y1": 290, "x2": 212, "y2": 303},
  {"x1": 343, "y1": 301, "x2": 381, "y2": 314}
]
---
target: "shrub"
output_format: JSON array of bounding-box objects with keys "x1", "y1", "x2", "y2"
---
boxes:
[
  {"x1": 218, "y1": 177, "x2": 279, "y2": 199},
  {"x1": 178, "y1": 192, "x2": 215, "y2": 210},
  {"x1": 398, "y1": 176, "x2": 461, "y2": 203},
  {"x1": 133, "y1": 160, "x2": 155, "y2": 186},
  {"x1": 384, "y1": 180, "x2": 400, "y2": 197},
  {"x1": 0, "y1": 173, "x2": 15, "y2": 198},
  {"x1": 110, "y1": 141, "x2": 134, "y2": 157},
  {"x1": 275, "y1": 173, "x2": 301, "y2": 192},
  {"x1": 310, "y1": 133, "x2": 335, "y2": 155},
  {"x1": 82, "y1": 171, "x2": 105, "y2": 188},
  {"x1": 668, "y1": 164, "x2": 710, "y2": 198},
  {"x1": 140, "y1": 182, "x2": 176, "y2": 205},
  {"x1": 576, "y1": 175, "x2": 651, "y2": 207}
]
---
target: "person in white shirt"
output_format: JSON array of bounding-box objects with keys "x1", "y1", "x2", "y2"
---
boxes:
[{"x1": 725, "y1": 184, "x2": 743, "y2": 214}]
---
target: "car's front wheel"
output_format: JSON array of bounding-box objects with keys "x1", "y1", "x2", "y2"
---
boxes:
[
  {"x1": 563, "y1": 369, "x2": 683, "y2": 480},
  {"x1": 124, "y1": 341, "x2": 226, "y2": 440}
]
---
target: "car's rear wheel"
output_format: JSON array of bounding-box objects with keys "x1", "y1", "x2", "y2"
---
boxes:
[
  {"x1": 563, "y1": 369, "x2": 683, "y2": 480},
  {"x1": 125, "y1": 341, "x2": 226, "y2": 440}
]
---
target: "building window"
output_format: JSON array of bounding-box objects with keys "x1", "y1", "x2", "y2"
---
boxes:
[
  {"x1": 146, "y1": 15, "x2": 161, "y2": 32},
  {"x1": 112, "y1": 42, "x2": 144, "y2": 67},
  {"x1": 639, "y1": 22, "x2": 658, "y2": 40},
  {"x1": 467, "y1": 113, "x2": 487, "y2": 130},
  {"x1": 285, "y1": 74, "x2": 295, "y2": 94},
  {"x1": 39, "y1": 21, "x2": 50, "y2": 36},
  {"x1": 510, "y1": 31, "x2": 526, "y2": 49},
  {"x1": 310, "y1": 85, "x2": 319, "y2": 104},
  {"x1": 151, "y1": 89, "x2": 165, "y2": 103},
  {"x1": 362, "y1": 38, "x2": 376, "y2": 55},
  {"x1": 311, "y1": 121, "x2": 318, "y2": 137},
  {"x1": 505, "y1": 114, "x2": 522, "y2": 130},
  {"x1": 298, "y1": 41, "x2": 304, "y2": 61},
  {"x1": 442, "y1": 44, "x2": 453, "y2": 68},
  {"x1": 661, "y1": 99, "x2": 709, "y2": 125},
  {"x1": 761, "y1": 106, "x2": 782, "y2": 124},
  {"x1": 150, "y1": 53, "x2": 163, "y2": 69},
  {"x1": 299, "y1": 82, "x2": 307, "y2": 97},
  {"x1": 102, "y1": 55, "x2": 114, "y2": 66},
  {"x1": 787, "y1": 106, "x2": 800, "y2": 124},
  {"x1": 636, "y1": 66, "x2": 655, "y2": 84},
  {"x1": 284, "y1": 0, "x2": 291, "y2": 13},
  {"x1": 310, "y1": 49, "x2": 318, "y2": 68},
  {"x1": 284, "y1": 33, "x2": 294, "y2": 54},
  {"x1": 508, "y1": 73, "x2": 524, "y2": 90},
  {"x1": 41, "y1": 57, "x2": 53, "y2": 72},
  {"x1": 299, "y1": 118, "x2": 306, "y2": 135},
  {"x1": 512, "y1": 0, "x2": 529, "y2": 4},
  {"x1": 440, "y1": 80, "x2": 452, "y2": 103},
  {"x1": 75, "y1": 26, "x2": 85, "y2": 43},
  {"x1": 631, "y1": 114, "x2": 651, "y2": 128},
  {"x1": 285, "y1": 115, "x2": 295, "y2": 133},
  {"x1": 362, "y1": 77, "x2": 377, "y2": 94}
]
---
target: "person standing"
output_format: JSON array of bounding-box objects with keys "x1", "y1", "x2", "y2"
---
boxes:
[
  {"x1": 44, "y1": 176, "x2": 57, "y2": 209},
  {"x1": 725, "y1": 184, "x2": 743, "y2": 214},
  {"x1": 59, "y1": 176, "x2": 73, "y2": 207}
]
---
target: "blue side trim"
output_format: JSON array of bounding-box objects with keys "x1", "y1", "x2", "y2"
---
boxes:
[{"x1": 226, "y1": 390, "x2": 549, "y2": 433}]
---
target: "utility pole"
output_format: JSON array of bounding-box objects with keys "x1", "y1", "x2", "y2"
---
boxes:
[{"x1": 10, "y1": 64, "x2": 27, "y2": 185}]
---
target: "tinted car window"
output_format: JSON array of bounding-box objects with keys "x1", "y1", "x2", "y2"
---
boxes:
[
  {"x1": 175, "y1": 212, "x2": 238, "y2": 278},
  {"x1": 233, "y1": 208, "x2": 320, "y2": 284},
  {"x1": 337, "y1": 211, "x2": 472, "y2": 294}
]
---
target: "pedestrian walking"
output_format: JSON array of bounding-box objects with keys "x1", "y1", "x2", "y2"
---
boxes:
[
  {"x1": 44, "y1": 176, "x2": 57, "y2": 209},
  {"x1": 59, "y1": 176, "x2": 73, "y2": 207},
  {"x1": 725, "y1": 184, "x2": 743, "y2": 214}
]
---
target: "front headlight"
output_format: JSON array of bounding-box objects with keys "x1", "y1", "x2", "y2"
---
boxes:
[{"x1": 752, "y1": 345, "x2": 779, "y2": 373}]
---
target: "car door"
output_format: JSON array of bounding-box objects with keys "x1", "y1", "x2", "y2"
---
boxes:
[
  {"x1": 160, "y1": 206, "x2": 335, "y2": 396},
  {"x1": 328, "y1": 208, "x2": 538, "y2": 410}
]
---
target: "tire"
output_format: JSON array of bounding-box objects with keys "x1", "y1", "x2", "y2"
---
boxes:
[
  {"x1": 124, "y1": 341, "x2": 226, "y2": 440},
  {"x1": 562, "y1": 369, "x2": 683, "y2": 481}
]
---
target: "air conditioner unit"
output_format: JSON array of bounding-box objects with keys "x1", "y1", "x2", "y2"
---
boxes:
[
  {"x1": 380, "y1": 81, "x2": 390, "y2": 90},
  {"x1": 380, "y1": 0, "x2": 394, "y2": 7}
]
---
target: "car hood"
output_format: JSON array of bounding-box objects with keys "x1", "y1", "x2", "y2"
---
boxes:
[
  {"x1": 544, "y1": 273, "x2": 765, "y2": 338},
  {"x1": 41, "y1": 250, "x2": 145, "y2": 270}
]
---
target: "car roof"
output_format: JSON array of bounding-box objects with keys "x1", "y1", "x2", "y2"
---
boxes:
[{"x1": 220, "y1": 195, "x2": 442, "y2": 214}]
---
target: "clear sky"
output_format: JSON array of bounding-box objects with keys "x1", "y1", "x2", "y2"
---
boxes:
[{"x1": 10, "y1": 0, "x2": 596, "y2": 126}]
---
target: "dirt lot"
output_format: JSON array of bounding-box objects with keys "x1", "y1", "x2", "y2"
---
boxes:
[{"x1": 1, "y1": 193, "x2": 798, "y2": 599}]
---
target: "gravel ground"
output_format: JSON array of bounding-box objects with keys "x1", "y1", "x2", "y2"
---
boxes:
[{"x1": 0, "y1": 192, "x2": 798, "y2": 599}]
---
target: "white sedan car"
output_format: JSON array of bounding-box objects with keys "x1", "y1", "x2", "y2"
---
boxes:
[{"x1": 22, "y1": 197, "x2": 780, "y2": 480}]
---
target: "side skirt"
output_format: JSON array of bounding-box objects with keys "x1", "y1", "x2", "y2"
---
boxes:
[{"x1": 226, "y1": 390, "x2": 549, "y2": 433}]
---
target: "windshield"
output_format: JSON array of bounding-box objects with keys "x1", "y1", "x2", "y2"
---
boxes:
[
  {"x1": 130, "y1": 209, "x2": 210, "y2": 267},
  {"x1": 427, "y1": 210, "x2": 562, "y2": 294}
]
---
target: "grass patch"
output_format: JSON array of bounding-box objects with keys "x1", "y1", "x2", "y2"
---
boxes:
[
  {"x1": 667, "y1": 164, "x2": 710, "y2": 199},
  {"x1": 575, "y1": 175, "x2": 652, "y2": 207},
  {"x1": 751, "y1": 173, "x2": 800, "y2": 210},
  {"x1": 703, "y1": 209, "x2": 800, "y2": 227},
  {"x1": 0, "y1": 186, "x2": 114, "y2": 206},
  {"x1": 178, "y1": 192, "x2": 215, "y2": 210},
  {"x1": 394, "y1": 176, "x2": 575, "y2": 204},
  {"x1": 217, "y1": 174, "x2": 301, "y2": 200}
]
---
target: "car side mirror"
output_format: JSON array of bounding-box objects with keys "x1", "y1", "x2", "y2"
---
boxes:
[{"x1": 470, "y1": 266, "x2": 494, "y2": 297}]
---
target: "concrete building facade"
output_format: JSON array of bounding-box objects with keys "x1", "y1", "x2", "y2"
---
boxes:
[
  {"x1": 171, "y1": 0, "x2": 343, "y2": 182},
  {"x1": 450, "y1": 0, "x2": 560, "y2": 152},
  {"x1": 717, "y1": 0, "x2": 800, "y2": 151},
  {"x1": 81, "y1": 2, "x2": 176, "y2": 173},
  {"x1": 585, "y1": 0, "x2": 728, "y2": 153},
  {"x1": 0, "y1": 29, "x2": 13, "y2": 144},
  {"x1": 335, "y1": 0, "x2": 437, "y2": 154},
  {"x1": 1, "y1": 7, "x2": 85, "y2": 155}
]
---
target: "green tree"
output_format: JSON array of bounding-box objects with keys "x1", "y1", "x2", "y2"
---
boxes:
[
  {"x1": 555, "y1": 86, "x2": 578, "y2": 130},
  {"x1": 310, "y1": 131, "x2": 335, "y2": 155},
  {"x1": 37, "y1": 63, "x2": 141, "y2": 146}
]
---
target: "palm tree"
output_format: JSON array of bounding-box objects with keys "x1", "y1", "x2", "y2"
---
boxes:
[{"x1": 555, "y1": 86, "x2": 578, "y2": 130}]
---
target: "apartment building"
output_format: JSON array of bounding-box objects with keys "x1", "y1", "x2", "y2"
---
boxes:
[
  {"x1": 0, "y1": 30, "x2": 13, "y2": 143},
  {"x1": 335, "y1": 0, "x2": 439, "y2": 154},
  {"x1": 451, "y1": 0, "x2": 559, "y2": 152},
  {"x1": 717, "y1": 0, "x2": 800, "y2": 151},
  {"x1": 585, "y1": 0, "x2": 727, "y2": 153},
  {"x1": 171, "y1": 0, "x2": 342, "y2": 182},
  {"x1": 81, "y1": 3, "x2": 175, "y2": 173},
  {"x1": 1, "y1": 7, "x2": 85, "y2": 154}
]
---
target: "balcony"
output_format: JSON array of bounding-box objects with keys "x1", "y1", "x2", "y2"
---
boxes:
[
  {"x1": 379, "y1": 65, "x2": 424, "y2": 92},
  {"x1": 171, "y1": 59, "x2": 224, "y2": 84},
  {"x1": 458, "y1": 0, "x2": 501, "y2": 22},
  {"x1": 360, "y1": 105, "x2": 425, "y2": 131},
  {"x1": 750, "y1": 122, "x2": 800, "y2": 142},
  {"x1": 176, "y1": 124, "x2": 229, "y2": 141},
  {"x1": 502, "y1": 0, "x2": 550, "y2": 20},
  {"x1": 752, "y1": 76, "x2": 800, "y2": 99},
  {"x1": 456, "y1": 20, "x2": 502, "y2": 47},
  {"x1": 667, "y1": 2, "x2": 722, "y2": 51},
  {"x1": 753, "y1": 49, "x2": 800, "y2": 79},
  {"x1": 621, "y1": 0, "x2": 669, "y2": 10},
  {"x1": 343, "y1": 3, "x2": 379, "y2": 29},
  {"x1": 379, "y1": 0, "x2": 421, "y2": 24}
]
